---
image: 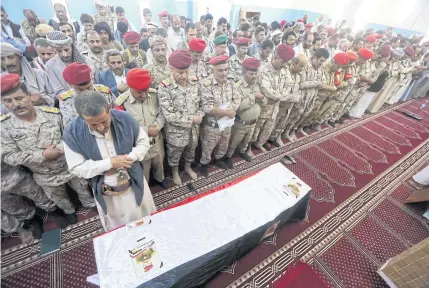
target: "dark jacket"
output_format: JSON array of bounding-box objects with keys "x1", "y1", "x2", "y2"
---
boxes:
[{"x1": 97, "y1": 68, "x2": 130, "y2": 96}]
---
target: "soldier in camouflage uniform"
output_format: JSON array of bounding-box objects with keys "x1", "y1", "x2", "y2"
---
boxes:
[
  {"x1": 250, "y1": 44, "x2": 295, "y2": 152},
  {"x1": 93, "y1": 3, "x2": 116, "y2": 31},
  {"x1": 200, "y1": 55, "x2": 241, "y2": 175},
  {"x1": 252, "y1": 39, "x2": 274, "y2": 65},
  {"x1": 188, "y1": 38, "x2": 209, "y2": 78},
  {"x1": 143, "y1": 36, "x2": 172, "y2": 89},
  {"x1": 228, "y1": 37, "x2": 251, "y2": 82},
  {"x1": 58, "y1": 63, "x2": 116, "y2": 126},
  {"x1": 1, "y1": 75, "x2": 95, "y2": 225},
  {"x1": 83, "y1": 30, "x2": 109, "y2": 72},
  {"x1": 123, "y1": 32, "x2": 147, "y2": 69},
  {"x1": 226, "y1": 58, "x2": 266, "y2": 164},
  {"x1": 114, "y1": 68, "x2": 168, "y2": 188},
  {"x1": 204, "y1": 35, "x2": 228, "y2": 62},
  {"x1": 158, "y1": 51, "x2": 203, "y2": 185},
  {"x1": 176, "y1": 22, "x2": 197, "y2": 51}
]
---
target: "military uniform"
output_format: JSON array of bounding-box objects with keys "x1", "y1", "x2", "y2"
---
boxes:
[
  {"x1": 200, "y1": 76, "x2": 241, "y2": 165},
  {"x1": 227, "y1": 79, "x2": 266, "y2": 157},
  {"x1": 189, "y1": 60, "x2": 209, "y2": 78},
  {"x1": 251, "y1": 61, "x2": 293, "y2": 147},
  {"x1": 123, "y1": 49, "x2": 147, "y2": 69},
  {"x1": 158, "y1": 76, "x2": 203, "y2": 167},
  {"x1": 143, "y1": 62, "x2": 172, "y2": 89},
  {"x1": 1, "y1": 107, "x2": 95, "y2": 214},
  {"x1": 252, "y1": 52, "x2": 272, "y2": 65},
  {"x1": 1, "y1": 161, "x2": 56, "y2": 221},
  {"x1": 83, "y1": 50, "x2": 109, "y2": 72},
  {"x1": 333, "y1": 62, "x2": 360, "y2": 119},
  {"x1": 228, "y1": 54, "x2": 251, "y2": 82},
  {"x1": 93, "y1": 14, "x2": 116, "y2": 31},
  {"x1": 58, "y1": 84, "x2": 116, "y2": 126},
  {"x1": 176, "y1": 41, "x2": 189, "y2": 51},
  {"x1": 114, "y1": 89, "x2": 165, "y2": 182}
]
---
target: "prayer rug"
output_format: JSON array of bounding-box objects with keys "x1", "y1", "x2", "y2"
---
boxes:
[{"x1": 2, "y1": 98, "x2": 429, "y2": 288}]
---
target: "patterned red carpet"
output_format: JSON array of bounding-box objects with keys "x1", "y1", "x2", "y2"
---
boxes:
[{"x1": 2, "y1": 98, "x2": 429, "y2": 288}]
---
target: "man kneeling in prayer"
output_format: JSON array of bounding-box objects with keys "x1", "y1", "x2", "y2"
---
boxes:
[{"x1": 63, "y1": 91, "x2": 156, "y2": 231}]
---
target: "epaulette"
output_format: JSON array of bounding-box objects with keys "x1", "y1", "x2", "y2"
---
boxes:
[
  {"x1": 95, "y1": 84, "x2": 111, "y2": 94},
  {"x1": 235, "y1": 80, "x2": 243, "y2": 87},
  {"x1": 188, "y1": 75, "x2": 199, "y2": 82},
  {"x1": 227, "y1": 75, "x2": 235, "y2": 80},
  {"x1": 203, "y1": 78, "x2": 212, "y2": 87},
  {"x1": 0, "y1": 114, "x2": 11, "y2": 122},
  {"x1": 41, "y1": 107, "x2": 60, "y2": 114},
  {"x1": 114, "y1": 93, "x2": 129, "y2": 106},
  {"x1": 148, "y1": 88, "x2": 157, "y2": 94},
  {"x1": 58, "y1": 90, "x2": 74, "y2": 101},
  {"x1": 160, "y1": 78, "x2": 171, "y2": 87}
]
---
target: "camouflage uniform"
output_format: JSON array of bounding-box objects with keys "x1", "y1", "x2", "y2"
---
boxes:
[
  {"x1": 228, "y1": 54, "x2": 251, "y2": 82},
  {"x1": 58, "y1": 84, "x2": 116, "y2": 126},
  {"x1": 189, "y1": 60, "x2": 209, "y2": 78},
  {"x1": 200, "y1": 76, "x2": 241, "y2": 165},
  {"x1": 1, "y1": 107, "x2": 95, "y2": 214},
  {"x1": 93, "y1": 14, "x2": 116, "y2": 31},
  {"x1": 333, "y1": 62, "x2": 360, "y2": 119},
  {"x1": 1, "y1": 162, "x2": 56, "y2": 221},
  {"x1": 144, "y1": 62, "x2": 172, "y2": 89},
  {"x1": 158, "y1": 76, "x2": 203, "y2": 166},
  {"x1": 251, "y1": 61, "x2": 293, "y2": 147},
  {"x1": 82, "y1": 50, "x2": 109, "y2": 72},
  {"x1": 114, "y1": 89, "x2": 166, "y2": 182},
  {"x1": 123, "y1": 49, "x2": 147, "y2": 69},
  {"x1": 227, "y1": 79, "x2": 267, "y2": 157},
  {"x1": 252, "y1": 52, "x2": 272, "y2": 65},
  {"x1": 176, "y1": 41, "x2": 189, "y2": 51}
]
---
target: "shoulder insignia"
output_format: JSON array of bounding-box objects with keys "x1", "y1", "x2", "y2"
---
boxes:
[
  {"x1": 114, "y1": 94, "x2": 129, "y2": 106},
  {"x1": 148, "y1": 88, "x2": 157, "y2": 93},
  {"x1": 188, "y1": 75, "x2": 199, "y2": 82},
  {"x1": 41, "y1": 107, "x2": 60, "y2": 114},
  {"x1": 95, "y1": 84, "x2": 111, "y2": 94},
  {"x1": 235, "y1": 80, "x2": 242, "y2": 87},
  {"x1": 227, "y1": 75, "x2": 235, "y2": 80},
  {"x1": 161, "y1": 78, "x2": 171, "y2": 87},
  {"x1": 203, "y1": 79, "x2": 212, "y2": 87},
  {"x1": 58, "y1": 90, "x2": 74, "y2": 101},
  {"x1": 0, "y1": 114, "x2": 11, "y2": 122}
]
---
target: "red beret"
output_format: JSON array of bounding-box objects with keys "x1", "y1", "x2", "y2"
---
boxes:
[
  {"x1": 62, "y1": 63, "x2": 91, "y2": 85},
  {"x1": 305, "y1": 23, "x2": 313, "y2": 28},
  {"x1": 169, "y1": 50, "x2": 192, "y2": 69},
  {"x1": 365, "y1": 35, "x2": 377, "y2": 43},
  {"x1": 189, "y1": 38, "x2": 206, "y2": 52},
  {"x1": 380, "y1": 45, "x2": 392, "y2": 57},
  {"x1": 126, "y1": 68, "x2": 152, "y2": 91},
  {"x1": 158, "y1": 11, "x2": 168, "y2": 17},
  {"x1": 327, "y1": 27, "x2": 336, "y2": 35},
  {"x1": 280, "y1": 20, "x2": 287, "y2": 27},
  {"x1": 277, "y1": 44, "x2": 295, "y2": 61},
  {"x1": 333, "y1": 53, "x2": 349, "y2": 65},
  {"x1": 208, "y1": 55, "x2": 229, "y2": 65},
  {"x1": 297, "y1": 19, "x2": 303, "y2": 23},
  {"x1": 345, "y1": 51, "x2": 359, "y2": 61},
  {"x1": 404, "y1": 46, "x2": 415, "y2": 56},
  {"x1": 235, "y1": 37, "x2": 249, "y2": 46},
  {"x1": 358, "y1": 48, "x2": 374, "y2": 60},
  {"x1": 242, "y1": 58, "x2": 260, "y2": 71},
  {"x1": 1, "y1": 74, "x2": 20, "y2": 94},
  {"x1": 124, "y1": 31, "x2": 141, "y2": 44}
]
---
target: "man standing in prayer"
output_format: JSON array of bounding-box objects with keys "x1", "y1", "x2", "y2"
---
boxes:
[
  {"x1": 33, "y1": 38, "x2": 56, "y2": 71},
  {"x1": 21, "y1": 9, "x2": 46, "y2": 44},
  {"x1": 59, "y1": 62, "x2": 116, "y2": 126},
  {"x1": 97, "y1": 50, "x2": 129, "y2": 97},
  {"x1": 248, "y1": 27, "x2": 266, "y2": 56},
  {"x1": 350, "y1": 37, "x2": 364, "y2": 53},
  {"x1": 63, "y1": 90, "x2": 156, "y2": 232},
  {"x1": 143, "y1": 36, "x2": 172, "y2": 88},
  {"x1": 363, "y1": 35, "x2": 377, "y2": 49},
  {"x1": 158, "y1": 11, "x2": 169, "y2": 31},
  {"x1": 200, "y1": 55, "x2": 241, "y2": 175},
  {"x1": 176, "y1": 22, "x2": 197, "y2": 51},
  {"x1": 229, "y1": 37, "x2": 251, "y2": 82},
  {"x1": 114, "y1": 68, "x2": 168, "y2": 188},
  {"x1": 203, "y1": 13, "x2": 215, "y2": 38},
  {"x1": 140, "y1": 24, "x2": 158, "y2": 52},
  {"x1": 324, "y1": 33, "x2": 340, "y2": 60},
  {"x1": 205, "y1": 35, "x2": 228, "y2": 62},
  {"x1": 209, "y1": 18, "x2": 228, "y2": 43},
  {"x1": 188, "y1": 38, "x2": 209, "y2": 78},
  {"x1": 168, "y1": 15, "x2": 185, "y2": 51},
  {"x1": 1, "y1": 43, "x2": 55, "y2": 107},
  {"x1": 158, "y1": 51, "x2": 202, "y2": 185},
  {"x1": 271, "y1": 30, "x2": 282, "y2": 47},
  {"x1": 1, "y1": 6, "x2": 31, "y2": 47},
  {"x1": 226, "y1": 58, "x2": 266, "y2": 163},
  {"x1": 1, "y1": 74, "x2": 95, "y2": 226},
  {"x1": 252, "y1": 39, "x2": 274, "y2": 64},
  {"x1": 123, "y1": 31, "x2": 147, "y2": 69},
  {"x1": 77, "y1": 14, "x2": 94, "y2": 44},
  {"x1": 49, "y1": 3, "x2": 80, "y2": 35},
  {"x1": 83, "y1": 30, "x2": 108, "y2": 72},
  {"x1": 94, "y1": 22, "x2": 123, "y2": 51},
  {"x1": 294, "y1": 32, "x2": 314, "y2": 60},
  {"x1": 93, "y1": 2, "x2": 115, "y2": 31}
]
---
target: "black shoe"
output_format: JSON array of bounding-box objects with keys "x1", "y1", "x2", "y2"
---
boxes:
[
  {"x1": 200, "y1": 165, "x2": 208, "y2": 177},
  {"x1": 31, "y1": 216, "x2": 44, "y2": 239},
  {"x1": 159, "y1": 179, "x2": 169, "y2": 189},
  {"x1": 215, "y1": 159, "x2": 228, "y2": 169},
  {"x1": 239, "y1": 152, "x2": 252, "y2": 162},
  {"x1": 268, "y1": 140, "x2": 281, "y2": 148},
  {"x1": 65, "y1": 212, "x2": 77, "y2": 225},
  {"x1": 225, "y1": 157, "x2": 233, "y2": 169},
  {"x1": 262, "y1": 143, "x2": 272, "y2": 151},
  {"x1": 51, "y1": 208, "x2": 69, "y2": 229}
]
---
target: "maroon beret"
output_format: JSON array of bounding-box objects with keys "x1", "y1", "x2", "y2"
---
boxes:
[
  {"x1": 158, "y1": 11, "x2": 168, "y2": 17},
  {"x1": 277, "y1": 44, "x2": 295, "y2": 61},
  {"x1": 208, "y1": 55, "x2": 229, "y2": 65},
  {"x1": 189, "y1": 38, "x2": 206, "y2": 52},
  {"x1": 235, "y1": 37, "x2": 249, "y2": 46},
  {"x1": 365, "y1": 35, "x2": 377, "y2": 43},
  {"x1": 358, "y1": 48, "x2": 374, "y2": 60},
  {"x1": 305, "y1": 23, "x2": 314, "y2": 28},
  {"x1": 242, "y1": 58, "x2": 260, "y2": 71},
  {"x1": 333, "y1": 53, "x2": 349, "y2": 65},
  {"x1": 168, "y1": 50, "x2": 192, "y2": 69},
  {"x1": 380, "y1": 45, "x2": 392, "y2": 57},
  {"x1": 62, "y1": 63, "x2": 92, "y2": 85},
  {"x1": 1, "y1": 74, "x2": 20, "y2": 95},
  {"x1": 124, "y1": 31, "x2": 141, "y2": 44},
  {"x1": 126, "y1": 68, "x2": 152, "y2": 91},
  {"x1": 404, "y1": 46, "x2": 415, "y2": 56}
]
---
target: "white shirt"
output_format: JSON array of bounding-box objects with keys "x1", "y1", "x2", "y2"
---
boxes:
[
  {"x1": 113, "y1": 70, "x2": 126, "y2": 86},
  {"x1": 1, "y1": 22, "x2": 31, "y2": 47},
  {"x1": 63, "y1": 125, "x2": 150, "y2": 186},
  {"x1": 167, "y1": 27, "x2": 184, "y2": 51}
]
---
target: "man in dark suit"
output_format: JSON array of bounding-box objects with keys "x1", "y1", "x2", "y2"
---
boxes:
[{"x1": 97, "y1": 49, "x2": 129, "y2": 96}]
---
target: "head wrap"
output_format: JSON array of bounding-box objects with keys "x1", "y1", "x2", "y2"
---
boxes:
[
  {"x1": 277, "y1": 44, "x2": 295, "y2": 61},
  {"x1": 333, "y1": 53, "x2": 349, "y2": 65},
  {"x1": 242, "y1": 58, "x2": 260, "y2": 71},
  {"x1": 150, "y1": 35, "x2": 167, "y2": 48},
  {"x1": 124, "y1": 31, "x2": 141, "y2": 44},
  {"x1": 235, "y1": 37, "x2": 249, "y2": 46},
  {"x1": 169, "y1": 50, "x2": 192, "y2": 69},
  {"x1": 46, "y1": 31, "x2": 86, "y2": 63},
  {"x1": 271, "y1": 30, "x2": 282, "y2": 38},
  {"x1": 380, "y1": 45, "x2": 392, "y2": 58},
  {"x1": 358, "y1": 48, "x2": 374, "y2": 60},
  {"x1": 35, "y1": 24, "x2": 54, "y2": 37},
  {"x1": 208, "y1": 55, "x2": 229, "y2": 65},
  {"x1": 62, "y1": 63, "x2": 92, "y2": 85},
  {"x1": 126, "y1": 68, "x2": 152, "y2": 91},
  {"x1": 1, "y1": 74, "x2": 20, "y2": 95},
  {"x1": 213, "y1": 35, "x2": 228, "y2": 45},
  {"x1": 147, "y1": 24, "x2": 158, "y2": 30},
  {"x1": 404, "y1": 46, "x2": 415, "y2": 56},
  {"x1": 345, "y1": 51, "x2": 359, "y2": 61},
  {"x1": 189, "y1": 38, "x2": 206, "y2": 52},
  {"x1": 365, "y1": 35, "x2": 377, "y2": 43},
  {"x1": 158, "y1": 11, "x2": 168, "y2": 17}
]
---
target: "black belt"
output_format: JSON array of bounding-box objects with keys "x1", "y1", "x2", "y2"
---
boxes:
[
  {"x1": 234, "y1": 118, "x2": 257, "y2": 125},
  {"x1": 204, "y1": 121, "x2": 219, "y2": 128}
]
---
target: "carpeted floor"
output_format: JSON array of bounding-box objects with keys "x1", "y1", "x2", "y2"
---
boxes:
[{"x1": 1, "y1": 98, "x2": 429, "y2": 288}]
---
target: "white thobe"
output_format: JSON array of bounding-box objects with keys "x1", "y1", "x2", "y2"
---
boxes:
[{"x1": 63, "y1": 125, "x2": 156, "y2": 231}]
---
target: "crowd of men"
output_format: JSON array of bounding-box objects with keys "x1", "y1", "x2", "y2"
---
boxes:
[{"x1": 2, "y1": 2, "x2": 429, "y2": 241}]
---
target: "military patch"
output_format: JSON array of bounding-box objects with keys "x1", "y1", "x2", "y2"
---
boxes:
[
  {"x1": 0, "y1": 114, "x2": 11, "y2": 122},
  {"x1": 160, "y1": 78, "x2": 171, "y2": 87},
  {"x1": 203, "y1": 79, "x2": 212, "y2": 87},
  {"x1": 114, "y1": 94, "x2": 129, "y2": 106},
  {"x1": 58, "y1": 90, "x2": 74, "y2": 101},
  {"x1": 188, "y1": 75, "x2": 199, "y2": 82},
  {"x1": 235, "y1": 80, "x2": 242, "y2": 87},
  {"x1": 95, "y1": 85, "x2": 111, "y2": 94},
  {"x1": 41, "y1": 107, "x2": 60, "y2": 114},
  {"x1": 148, "y1": 88, "x2": 157, "y2": 93}
]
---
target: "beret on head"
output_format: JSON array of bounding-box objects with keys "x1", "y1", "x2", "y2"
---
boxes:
[
  {"x1": 124, "y1": 31, "x2": 141, "y2": 44},
  {"x1": 213, "y1": 35, "x2": 228, "y2": 45},
  {"x1": 62, "y1": 63, "x2": 92, "y2": 85},
  {"x1": 169, "y1": 50, "x2": 192, "y2": 69},
  {"x1": 345, "y1": 51, "x2": 359, "y2": 61},
  {"x1": 327, "y1": 27, "x2": 336, "y2": 36},
  {"x1": 277, "y1": 44, "x2": 295, "y2": 61},
  {"x1": 1, "y1": 74, "x2": 20, "y2": 95},
  {"x1": 235, "y1": 37, "x2": 249, "y2": 46},
  {"x1": 296, "y1": 19, "x2": 303, "y2": 23},
  {"x1": 333, "y1": 53, "x2": 349, "y2": 65},
  {"x1": 189, "y1": 38, "x2": 206, "y2": 52},
  {"x1": 280, "y1": 20, "x2": 287, "y2": 27},
  {"x1": 208, "y1": 55, "x2": 229, "y2": 65},
  {"x1": 126, "y1": 68, "x2": 152, "y2": 91},
  {"x1": 380, "y1": 45, "x2": 392, "y2": 58},
  {"x1": 404, "y1": 46, "x2": 415, "y2": 56},
  {"x1": 242, "y1": 58, "x2": 260, "y2": 71},
  {"x1": 305, "y1": 23, "x2": 314, "y2": 28},
  {"x1": 365, "y1": 35, "x2": 377, "y2": 43},
  {"x1": 358, "y1": 48, "x2": 374, "y2": 60},
  {"x1": 158, "y1": 11, "x2": 168, "y2": 17}
]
